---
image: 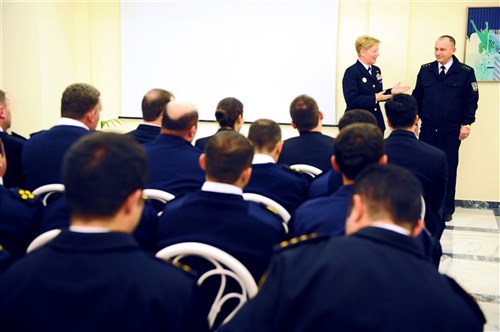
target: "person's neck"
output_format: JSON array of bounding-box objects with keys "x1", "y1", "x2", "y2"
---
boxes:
[{"x1": 391, "y1": 126, "x2": 414, "y2": 133}]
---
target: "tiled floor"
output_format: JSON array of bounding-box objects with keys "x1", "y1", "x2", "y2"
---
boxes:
[{"x1": 439, "y1": 207, "x2": 500, "y2": 332}]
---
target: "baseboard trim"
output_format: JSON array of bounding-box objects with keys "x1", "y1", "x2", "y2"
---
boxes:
[{"x1": 455, "y1": 200, "x2": 500, "y2": 209}]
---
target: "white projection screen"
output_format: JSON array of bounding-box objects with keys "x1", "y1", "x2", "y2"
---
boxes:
[{"x1": 120, "y1": 1, "x2": 339, "y2": 125}]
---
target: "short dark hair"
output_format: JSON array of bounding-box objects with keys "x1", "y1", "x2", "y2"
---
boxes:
[
  {"x1": 334, "y1": 123, "x2": 384, "y2": 180},
  {"x1": 215, "y1": 97, "x2": 243, "y2": 129},
  {"x1": 141, "y1": 89, "x2": 174, "y2": 122},
  {"x1": 439, "y1": 35, "x2": 456, "y2": 47},
  {"x1": 289, "y1": 94, "x2": 320, "y2": 132},
  {"x1": 339, "y1": 109, "x2": 377, "y2": 130},
  {"x1": 62, "y1": 132, "x2": 148, "y2": 218},
  {"x1": 351, "y1": 164, "x2": 423, "y2": 227},
  {"x1": 61, "y1": 83, "x2": 101, "y2": 119},
  {"x1": 248, "y1": 119, "x2": 281, "y2": 152},
  {"x1": 385, "y1": 94, "x2": 418, "y2": 129},
  {"x1": 161, "y1": 106, "x2": 198, "y2": 131},
  {"x1": 205, "y1": 131, "x2": 254, "y2": 184}
]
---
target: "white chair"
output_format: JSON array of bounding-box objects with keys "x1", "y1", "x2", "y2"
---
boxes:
[
  {"x1": 242, "y1": 192, "x2": 291, "y2": 233},
  {"x1": 32, "y1": 183, "x2": 65, "y2": 206},
  {"x1": 290, "y1": 164, "x2": 323, "y2": 178},
  {"x1": 156, "y1": 242, "x2": 258, "y2": 329},
  {"x1": 143, "y1": 189, "x2": 175, "y2": 216},
  {"x1": 26, "y1": 229, "x2": 62, "y2": 253}
]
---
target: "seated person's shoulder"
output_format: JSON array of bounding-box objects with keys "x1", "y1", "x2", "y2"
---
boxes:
[{"x1": 276, "y1": 233, "x2": 329, "y2": 257}]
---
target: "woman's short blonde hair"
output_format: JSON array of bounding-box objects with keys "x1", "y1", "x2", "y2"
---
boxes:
[{"x1": 355, "y1": 35, "x2": 381, "y2": 56}]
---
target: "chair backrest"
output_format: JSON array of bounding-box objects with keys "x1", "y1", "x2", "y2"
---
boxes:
[
  {"x1": 32, "y1": 183, "x2": 65, "y2": 206},
  {"x1": 242, "y1": 192, "x2": 290, "y2": 233},
  {"x1": 156, "y1": 242, "x2": 258, "y2": 329},
  {"x1": 290, "y1": 164, "x2": 323, "y2": 178},
  {"x1": 26, "y1": 229, "x2": 62, "y2": 253},
  {"x1": 143, "y1": 189, "x2": 175, "y2": 216}
]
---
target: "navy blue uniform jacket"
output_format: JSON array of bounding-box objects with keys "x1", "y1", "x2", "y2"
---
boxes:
[
  {"x1": 277, "y1": 131, "x2": 334, "y2": 173},
  {"x1": 244, "y1": 163, "x2": 310, "y2": 213},
  {"x1": 156, "y1": 190, "x2": 286, "y2": 282},
  {"x1": 0, "y1": 231, "x2": 209, "y2": 332},
  {"x1": 308, "y1": 169, "x2": 343, "y2": 199},
  {"x1": 412, "y1": 55, "x2": 478, "y2": 129},
  {"x1": 219, "y1": 227, "x2": 485, "y2": 332},
  {"x1": 22, "y1": 125, "x2": 90, "y2": 190},
  {"x1": 385, "y1": 130, "x2": 447, "y2": 237},
  {"x1": 342, "y1": 60, "x2": 389, "y2": 131},
  {"x1": 290, "y1": 184, "x2": 353, "y2": 237},
  {"x1": 143, "y1": 134, "x2": 205, "y2": 196},
  {"x1": 0, "y1": 131, "x2": 25, "y2": 188},
  {"x1": 127, "y1": 124, "x2": 161, "y2": 144},
  {"x1": 0, "y1": 185, "x2": 40, "y2": 265}
]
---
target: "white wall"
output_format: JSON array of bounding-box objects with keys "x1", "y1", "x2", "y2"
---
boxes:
[{"x1": 1, "y1": 1, "x2": 498, "y2": 202}]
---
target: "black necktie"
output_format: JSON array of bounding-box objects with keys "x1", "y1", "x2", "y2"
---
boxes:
[
  {"x1": 368, "y1": 66, "x2": 372, "y2": 75},
  {"x1": 439, "y1": 65, "x2": 446, "y2": 79}
]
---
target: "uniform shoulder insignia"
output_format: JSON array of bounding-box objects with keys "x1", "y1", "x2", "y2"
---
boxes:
[
  {"x1": 422, "y1": 62, "x2": 433, "y2": 68},
  {"x1": 284, "y1": 165, "x2": 301, "y2": 173},
  {"x1": 277, "y1": 233, "x2": 325, "y2": 251},
  {"x1": 265, "y1": 205, "x2": 280, "y2": 216},
  {"x1": 9, "y1": 188, "x2": 37, "y2": 204},
  {"x1": 168, "y1": 259, "x2": 193, "y2": 273},
  {"x1": 460, "y1": 63, "x2": 473, "y2": 71}
]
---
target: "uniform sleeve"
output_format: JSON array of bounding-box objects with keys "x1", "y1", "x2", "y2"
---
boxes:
[
  {"x1": 461, "y1": 69, "x2": 479, "y2": 125},
  {"x1": 412, "y1": 68, "x2": 424, "y2": 114},
  {"x1": 342, "y1": 68, "x2": 376, "y2": 110}
]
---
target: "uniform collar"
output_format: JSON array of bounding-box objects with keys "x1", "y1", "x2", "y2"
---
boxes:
[
  {"x1": 201, "y1": 181, "x2": 242, "y2": 196},
  {"x1": 252, "y1": 154, "x2": 275, "y2": 164},
  {"x1": 57, "y1": 117, "x2": 89, "y2": 130}
]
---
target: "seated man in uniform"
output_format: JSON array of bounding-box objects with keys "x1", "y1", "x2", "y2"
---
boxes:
[
  {"x1": 22, "y1": 83, "x2": 102, "y2": 190},
  {"x1": 156, "y1": 131, "x2": 286, "y2": 282},
  {"x1": 0, "y1": 138, "x2": 40, "y2": 270},
  {"x1": 0, "y1": 133, "x2": 209, "y2": 332},
  {"x1": 127, "y1": 88, "x2": 174, "y2": 144},
  {"x1": 143, "y1": 100, "x2": 205, "y2": 196},
  {"x1": 219, "y1": 164, "x2": 486, "y2": 332},
  {"x1": 244, "y1": 119, "x2": 310, "y2": 214},
  {"x1": 277, "y1": 94, "x2": 334, "y2": 172},
  {"x1": 290, "y1": 123, "x2": 386, "y2": 237}
]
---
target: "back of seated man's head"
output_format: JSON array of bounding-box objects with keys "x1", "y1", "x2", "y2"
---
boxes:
[
  {"x1": 161, "y1": 101, "x2": 198, "y2": 133},
  {"x1": 334, "y1": 123, "x2": 384, "y2": 180},
  {"x1": 247, "y1": 119, "x2": 281, "y2": 153},
  {"x1": 215, "y1": 97, "x2": 244, "y2": 130},
  {"x1": 141, "y1": 89, "x2": 174, "y2": 122},
  {"x1": 62, "y1": 132, "x2": 147, "y2": 220},
  {"x1": 338, "y1": 109, "x2": 377, "y2": 130},
  {"x1": 204, "y1": 131, "x2": 253, "y2": 184},
  {"x1": 348, "y1": 163, "x2": 423, "y2": 232},
  {"x1": 385, "y1": 94, "x2": 418, "y2": 129},
  {"x1": 61, "y1": 83, "x2": 101, "y2": 120},
  {"x1": 289, "y1": 94, "x2": 320, "y2": 132}
]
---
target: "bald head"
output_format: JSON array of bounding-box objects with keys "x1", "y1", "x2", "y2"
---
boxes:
[{"x1": 161, "y1": 101, "x2": 199, "y2": 141}]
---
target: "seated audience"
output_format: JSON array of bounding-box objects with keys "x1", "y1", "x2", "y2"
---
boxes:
[
  {"x1": 308, "y1": 109, "x2": 377, "y2": 199},
  {"x1": 0, "y1": 138, "x2": 40, "y2": 269},
  {"x1": 290, "y1": 123, "x2": 385, "y2": 237},
  {"x1": 277, "y1": 94, "x2": 334, "y2": 172},
  {"x1": 0, "y1": 90, "x2": 26, "y2": 188},
  {"x1": 0, "y1": 132, "x2": 209, "y2": 331},
  {"x1": 245, "y1": 119, "x2": 310, "y2": 213},
  {"x1": 127, "y1": 88, "x2": 174, "y2": 144},
  {"x1": 194, "y1": 97, "x2": 244, "y2": 151},
  {"x1": 22, "y1": 83, "x2": 101, "y2": 190},
  {"x1": 385, "y1": 94, "x2": 447, "y2": 239},
  {"x1": 143, "y1": 100, "x2": 205, "y2": 196},
  {"x1": 219, "y1": 164, "x2": 486, "y2": 332},
  {"x1": 156, "y1": 131, "x2": 286, "y2": 282}
]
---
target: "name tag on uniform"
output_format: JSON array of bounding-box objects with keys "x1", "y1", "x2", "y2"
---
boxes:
[{"x1": 376, "y1": 73, "x2": 382, "y2": 81}]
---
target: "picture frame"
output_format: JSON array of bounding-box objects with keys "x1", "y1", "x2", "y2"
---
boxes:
[{"x1": 464, "y1": 7, "x2": 500, "y2": 82}]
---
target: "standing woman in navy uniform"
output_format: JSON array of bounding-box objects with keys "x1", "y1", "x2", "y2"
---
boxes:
[{"x1": 342, "y1": 35, "x2": 410, "y2": 132}]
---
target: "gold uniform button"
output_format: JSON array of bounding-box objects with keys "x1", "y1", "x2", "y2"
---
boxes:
[
  {"x1": 374, "y1": 108, "x2": 378, "y2": 111},
  {"x1": 290, "y1": 237, "x2": 299, "y2": 244}
]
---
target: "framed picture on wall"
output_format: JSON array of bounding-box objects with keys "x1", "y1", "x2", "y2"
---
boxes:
[{"x1": 465, "y1": 7, "x2": 500, "y2": 81}]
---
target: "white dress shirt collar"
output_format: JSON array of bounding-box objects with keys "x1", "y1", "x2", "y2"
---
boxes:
[
  {"x1": 69, "y1": 225, "x2": 110, "y2": 233},
  {"x1": 57, "y1": 117, "x2": 89, "y2": 130},
  {"x1": 252, "y1": 154, "x2": 275, "y2": 164},
  {"x1": 358, "y1": 59, "x2": 371, "y2": 71},
  {"x1": 201, "y1": 181, "x2": 242, "y2": 196},
  {"x1": 371, "y1": 222, "x2": 411, "y2": 236},
  {"x1": 438, "y1": 58, "x2": 453, "y2": 74}
]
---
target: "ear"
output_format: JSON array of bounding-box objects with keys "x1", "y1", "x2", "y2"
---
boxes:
[
  {"x1": 345, "y1": 194, "x2": 364, "y2": 235},
  {"x1": 413, "y1": 115, "x2": 419, "y2": 125},
  {"x1": 319, "y1": 111, "x2": 324, "y2": 121},
  {"x1": 237, "y1": 114, "x2": 244, "y2": 124},
  {"x1": 199, "y1": 153, "x2": 207, "y2": 171},
  {"x1": 240, "y1": 167, "x2": 252, "y2": 186},
  {"x1": 378, "y1": 154, "x2": 388, "y2": 165},
  {"x1": 275, "y1": 140, "x2": 284, "y2": 156},
  {"x1": 122, "y1": 189, "x2": 143, "y2": 214},
  {"x1": 387, "y1": 118, "x2": 393, "y2": 128},
  {"x1": 410, "y1": 219, "x2": 425, "y2": 238},
  {"x1": 291, "y1": 120, "x2": 297, "y2": 129},
  {"x1": 0, "y1": 104, "x2": 5, "y2": 120},
  {"x1": 331, "y1": 155, "x2": 341, "y2": 172},
  {"x1": 188, "y1": 125, "x2": 197, "y2": 140}
]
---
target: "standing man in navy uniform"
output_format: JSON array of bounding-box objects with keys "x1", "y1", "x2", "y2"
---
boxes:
[
  {"x1": 342, "y1": 35, "x2": 410, "y2": 132},
  {"x1": 412, "y1": 35, "x2": 479, "y2": 222}
]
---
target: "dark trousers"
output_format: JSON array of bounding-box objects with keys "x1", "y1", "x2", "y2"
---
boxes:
[{"x1": 419, "y1": 127, "x2": 460, "y2": 216}]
